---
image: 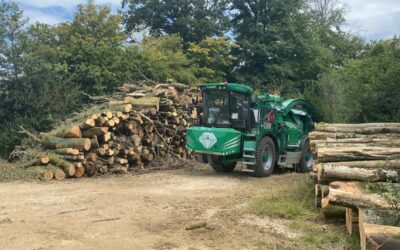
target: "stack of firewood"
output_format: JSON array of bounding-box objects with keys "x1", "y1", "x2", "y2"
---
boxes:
[
  {"x1": 20, "y1": 82, "x2": 202, "y2": 181},
  {"x1": 310, "y1": 123, "x2": 400, "y2": 249}
]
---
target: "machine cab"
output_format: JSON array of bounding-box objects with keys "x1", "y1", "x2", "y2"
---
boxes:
[{"x1": 199, "y1": 83, "x2": 254, "y2": 131}]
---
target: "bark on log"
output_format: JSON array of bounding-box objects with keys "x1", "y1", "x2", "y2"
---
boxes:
[
  {"x1": 59, "y1": 155, "x2": 85, "y2": 161},
  {"x1": 317, "y1": 147, "x2": 400, "y2": 162},
  {"x1": 54, "y1": 148, "x2": 80, "y2": 156},
  {"x1": 47, "y1": 154, "x2": 76, "y2": 177},
  {"x1": 317, "y1": 165, "x2": 398, "y2": 182},
  {"x1": 37, "y1": 169, "x2": 54, "y2": 181},
  {"x1": 316, "y1": 123, "x2": 400, "y2": 134},
  {"x1": 52, "y1": 168, "x2": 65, "y2": 181},
  {"x1": 81, "y1": 127, "x2": 109, "y2": 138},
  {"x1": 40, "y1": 135, "x2": 91, "y2": 151},
  {"x1": 325, "y1": 188, "x2": 390, "y2": 210},
  {"x1": 52, "y1": 125, "x2": 82, "y2": 138},
  {"x1": 123, "y1": 96, "x2": 160, "y2": 111},
  {"x1": 316, "y1": 160, "x2": 400, "y2": 170}
]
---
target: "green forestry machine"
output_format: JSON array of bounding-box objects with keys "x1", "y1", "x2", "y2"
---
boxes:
[{"x1": 185, "y1": 83, "x2": 318, "y2": 177}]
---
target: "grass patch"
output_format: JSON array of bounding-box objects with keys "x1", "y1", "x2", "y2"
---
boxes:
[
  {"x1": 250, "y1": 173, "x2": 359, "y2": 249},
  {"x1": 0, "y1": 159, "x2": 55, "y2": 182},
  {"x1": 250, "y1": 174, "x2": 316, "y2": 219}
]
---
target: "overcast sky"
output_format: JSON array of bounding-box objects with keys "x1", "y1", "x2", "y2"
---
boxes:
[{"x1": 16, "y1": 0, "x2": 400, "y2": 41}]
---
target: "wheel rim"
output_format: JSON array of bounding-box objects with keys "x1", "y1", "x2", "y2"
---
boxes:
[
  {"x1": 305, "y1": 150, "x2": 313, "y2": 169},
  {"x1": 262, "y1": 145, "x2": 273, "y2": 171}
]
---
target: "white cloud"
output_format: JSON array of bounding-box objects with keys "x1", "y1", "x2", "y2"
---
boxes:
[
  {"x1": 23, "y1": 9, "x2": 64, "y2": 25},
  {"x1": 342, "y1": 0, "x2": 400, "y2": 40}
]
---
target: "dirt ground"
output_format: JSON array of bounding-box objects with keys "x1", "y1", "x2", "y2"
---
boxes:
[{"x1": 0, "y1": 165, "x2": 344, "y2": 250}]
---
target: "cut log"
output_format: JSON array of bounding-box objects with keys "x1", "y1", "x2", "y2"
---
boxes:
[
  {"x1": 123, "y1": 96, "x2": 160, "y2": 111},
  {"x1": 55, "y1": 148, "x2": 80, "y2": 156},
  {"x1": 316, "y1": 123, "x2": 400, "y2": 134},
  {"x1": 97, "y1": 148, "x2": 106, "y2": 156},
  {"x1": 37, "y1": 169, "x2": 54, "y2": 181},
  {"x1": 317, "y1": 147, "x2": 400, "y2": 163},
  {"x1": 52, "y1": 168, "x2": 65, "y2": 181},
  {"x1": 86, "y1": 153, "x2": 98, "y2": 162},
  {"x1": 131, "y1": 134, "x2": 142, "y2": 147},
  {"x1": 80, "y1": 118, "x2": 96, "y2": 129},
  {"x1": 316, "y1": 160, "x2": 400, "y2": 170},
  {"x1": 111, "y1": 165, "x2": 128, "y2": 174},
  {"x1": 47, "y1": 154, "x2": 76, "y2": 177},
  {"x1": 102, "y1": 111, "x2": 113, "y2": 119},
  {"x1": 59, "y1": 155, "x2": 85, "y2": 161},
  {"x1": 40, "y1": 135, "x2": 91, "y2": 151},
  {"x1": 81, "y1": 127, "x2": 109, "y2": 138},
  {"x1": 74, "y1": 166, "x2": 85, "y2": 178},
  {"x1": 317, "y1": 165, "x2": 398, "y2": 182},
  {"x1": 102, "y1": 132, "x2": 112, "y2": 142},
  {"x1": 326, "y1": 188, "x2": 390, "y2": 210},
  {"x1": 52, "y1": 125, "x2": 82, "y2": 138}
]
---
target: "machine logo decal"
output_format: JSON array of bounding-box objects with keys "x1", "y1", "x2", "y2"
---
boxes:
[{"x1": 199, "y1": 132, "x2": 217, "y2": 149}]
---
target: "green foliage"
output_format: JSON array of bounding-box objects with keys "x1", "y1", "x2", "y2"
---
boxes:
[
  {"x1": 137, "y1": 34, "x2": 196, "y2": 83},
  {"x1": 0, "y1": 0, "x2": 398, "y2": 158},
  {"x1": 229, "y1": 0, "x2": 325, "y2": 94},
  {"x1": 122, "y1": 0, "x2": 230, "y2": 44},
  {"x1": 188, "y1": 36, "x2": 239, "y2": 82},
  {"x1": 56, "y1": 1, "x2": 129, "y2": 94},
  {"x1": 318, "y1": 37, "x2": 400, "y2": 122},
  {"x1": 380, "y1": 182, "x2": 400, "y2": 226}
]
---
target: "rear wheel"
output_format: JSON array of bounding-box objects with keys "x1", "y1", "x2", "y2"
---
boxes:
[
  {"x1": 297, "y1": 139, "x2": 313, "y2": 173},
  {"x1": 208, "y1": 155, "x2": 236, "y2": 172},
  {"x1": 254, "y1": 136, "x2": 276, "y2": 177}
]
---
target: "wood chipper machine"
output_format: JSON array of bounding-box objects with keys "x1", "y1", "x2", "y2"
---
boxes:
[{"x1": 185, "y1": 83, "x2": 318, "y2": 177}]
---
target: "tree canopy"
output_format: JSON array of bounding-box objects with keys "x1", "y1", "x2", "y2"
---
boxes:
[
  {"x1": 0, "y1": 0, "x2": 399, "y2": 158},
  {"x1": 122, "y1": 0, "x2": 230, "y2": 44}
]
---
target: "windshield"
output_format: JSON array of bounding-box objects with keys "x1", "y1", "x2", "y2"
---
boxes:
[{"x1": 202, "y1": 91, "x2": 230, "y2": 126}]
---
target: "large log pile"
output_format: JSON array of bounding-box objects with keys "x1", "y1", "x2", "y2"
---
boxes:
[
  {"x1": 17, "y1": 82, "x2": 201, "y2": 180},
  {"x1": 310, "y1": 123, "x2": 400, "y2": 249}
]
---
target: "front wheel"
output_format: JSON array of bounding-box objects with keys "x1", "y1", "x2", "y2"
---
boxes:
[
  {"x1": 208, "y1": 155, "x2": 236, "y2": 173},
  {"x1": 296, "y1": 139, "x2": 313, "y2": 173},
  {"x1": 254, "y1": 136, "x2": 276, "y2": 177}
]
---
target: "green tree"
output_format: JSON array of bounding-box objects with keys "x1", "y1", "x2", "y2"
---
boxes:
[
  {"x1": 0, "y1": 2, "x2": 81, "y2": 157},
  {"x1": 229, "y1": 0, "x2": 324, "y2": 94},
  {"x1": 122, "y1": 0, "x2": 230, "y2": 44},
  {"x1": 136, "y1": 34, "x2": 196, "y2": 83},
  {"x1": 318, "y1": 37, "x2": 400, "y2": 122},
  {"x1": 307, "y1": 0, "x2": 364, "y2": 67},
  {"x1": 188, "y1": 36, "x2": 239, "y2": 82},
  {"x1": 56, "y1": 1, "x2": 128, "y2": 94}
]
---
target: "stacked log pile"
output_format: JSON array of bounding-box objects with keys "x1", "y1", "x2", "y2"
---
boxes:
[
  {"x1": 18, "y1": 82, "x2": 201, "y2": 181},
  {"x1": 310, "y1": 123, "x2": 400, "y2": 250}
]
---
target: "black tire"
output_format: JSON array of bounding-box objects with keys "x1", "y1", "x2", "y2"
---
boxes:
[
  {"x1": 297, "y1": 139, "x2": 313, "y2": 173},
  {"x1": 254, "y1": 136, "x2": 276, "y2": 177},
  {"x1": 208, "y1": 155, "x2": 236, "y2": 172}
]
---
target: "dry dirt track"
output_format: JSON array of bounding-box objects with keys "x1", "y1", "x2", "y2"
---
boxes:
[{"x1": 0, "y1": 165, "x2": 315, "y2": 250}]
